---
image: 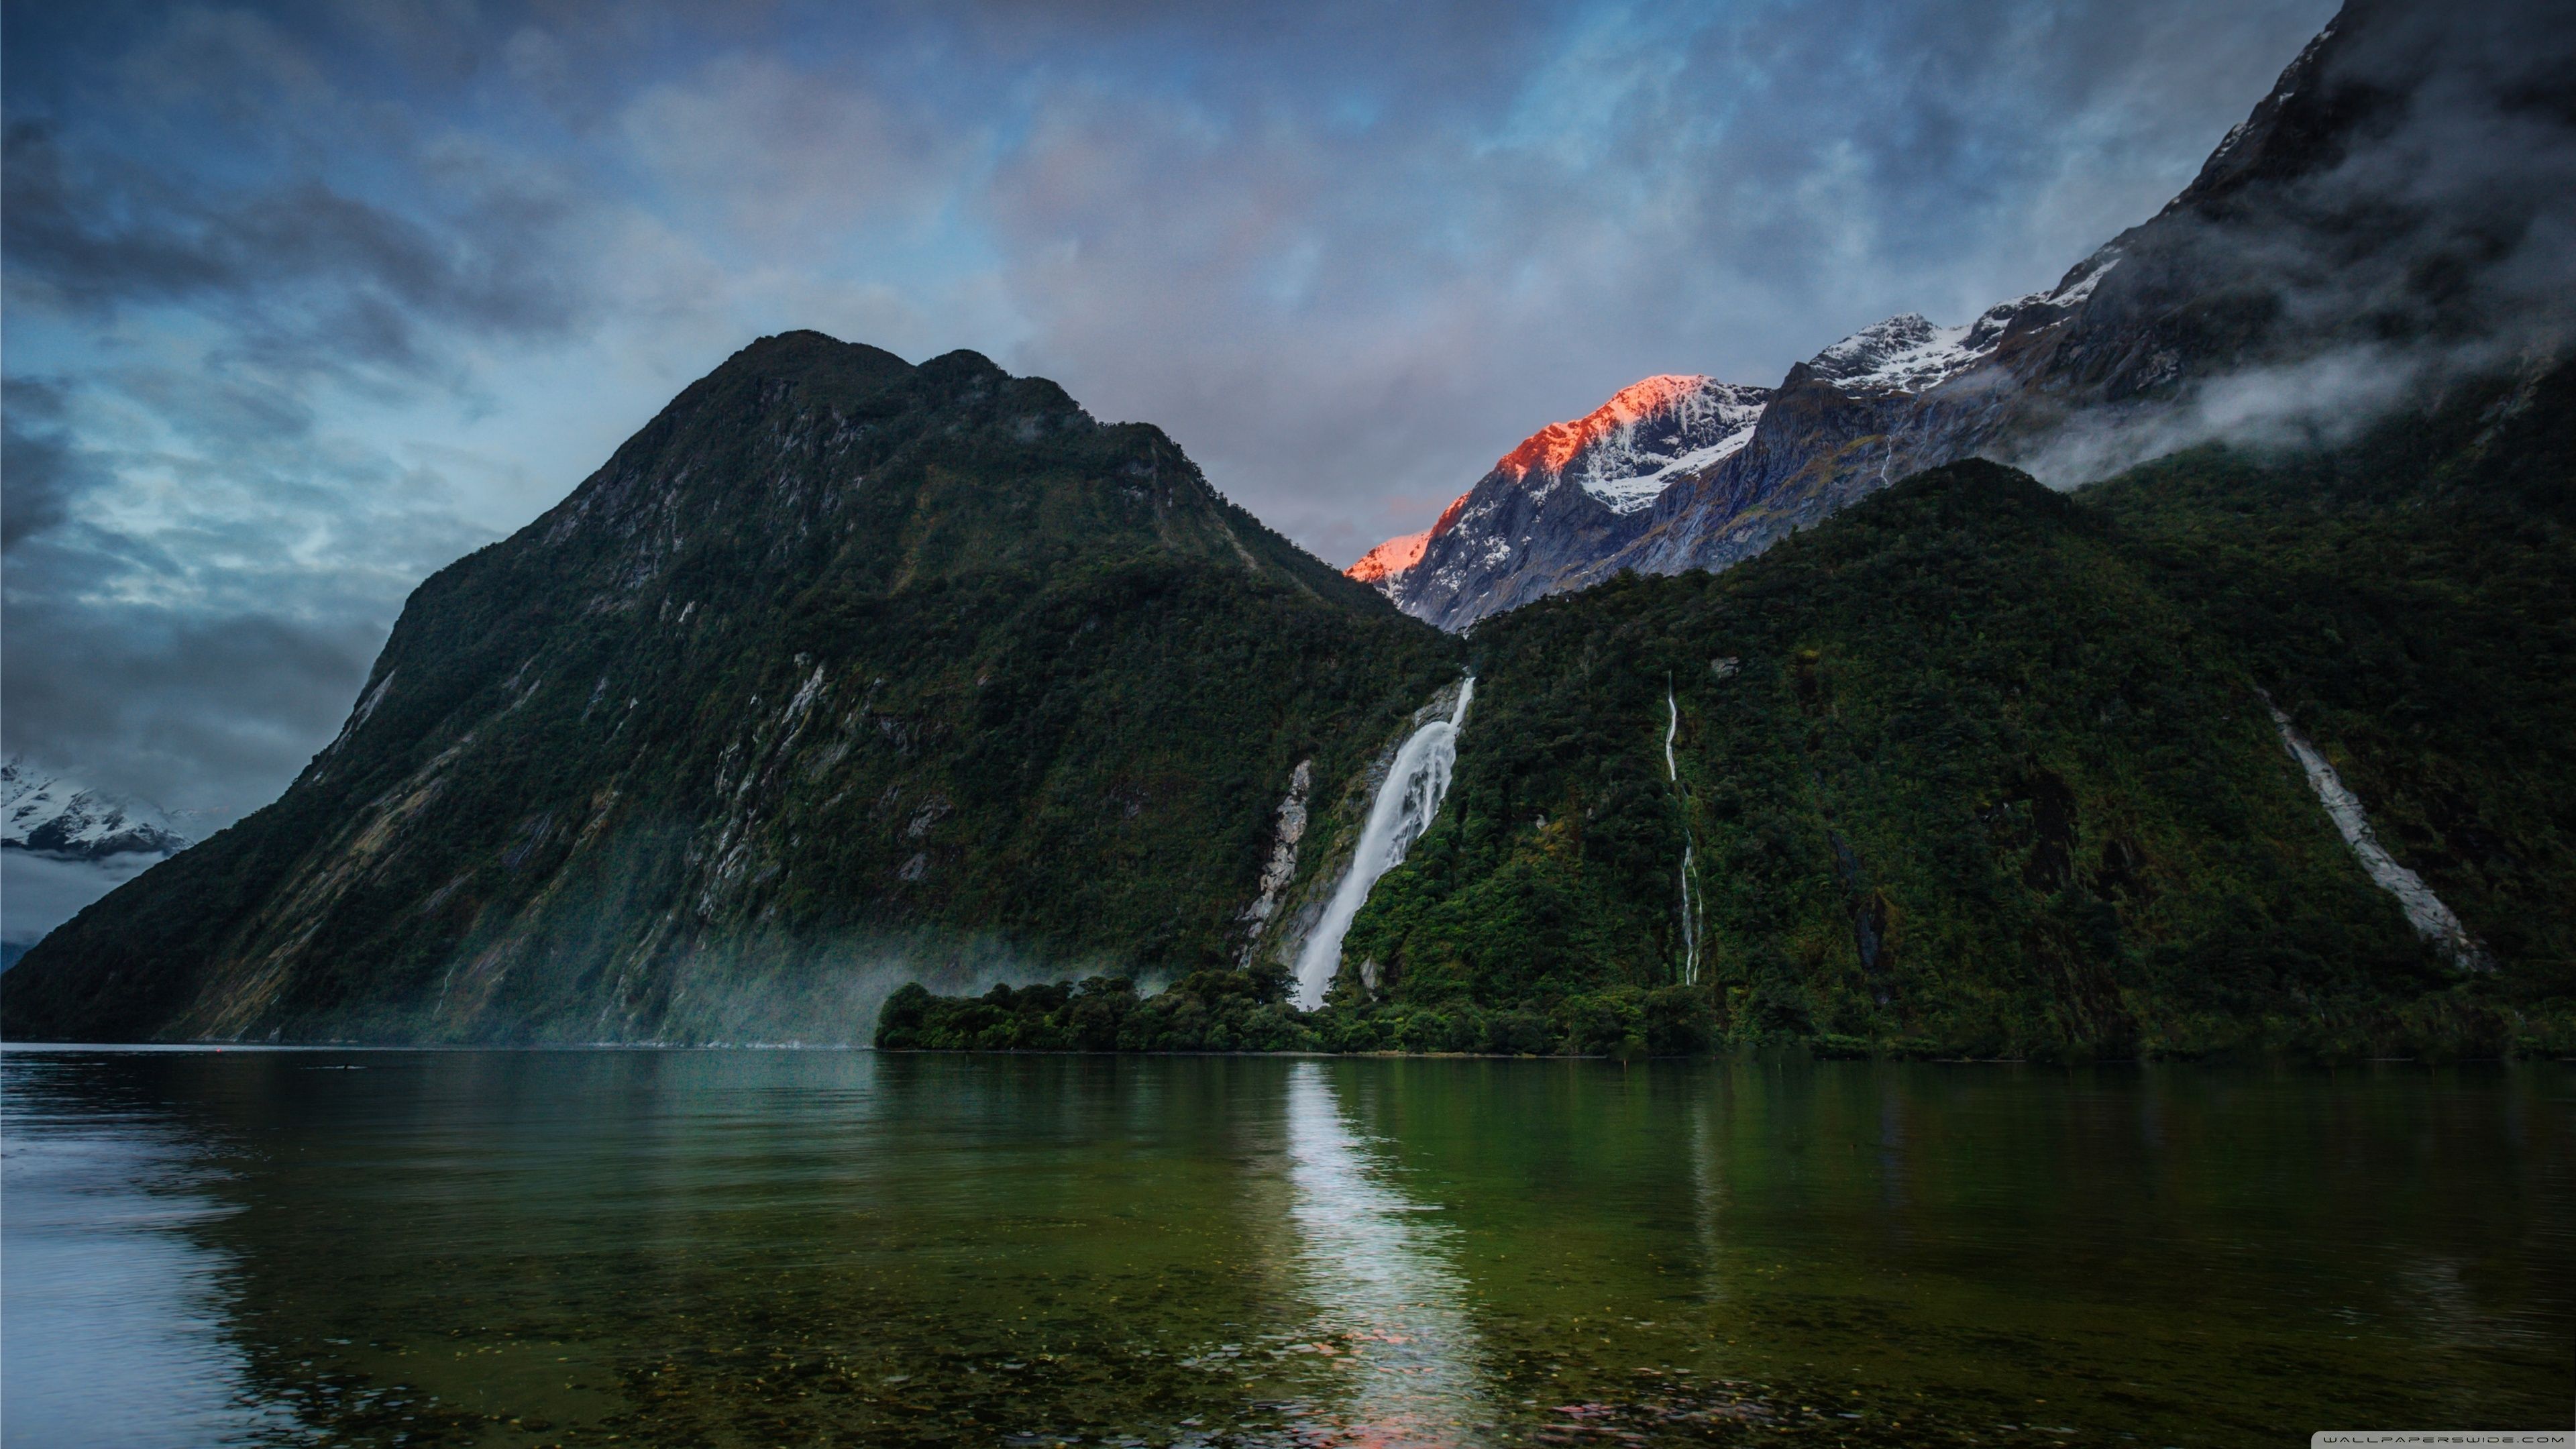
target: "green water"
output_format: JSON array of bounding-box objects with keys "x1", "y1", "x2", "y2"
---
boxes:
[{"x1": 3, "y1": 1051, "x2": 2568, "y2": 1447}]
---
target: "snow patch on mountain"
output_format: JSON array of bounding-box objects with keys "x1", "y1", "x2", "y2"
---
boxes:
[
  {"x1": 1805, "y1": 306, "x2": 2019, "y2": 396},
  {"x1": 1803, "y1": 255, "x2": 2116, "y2": 400},
  {"x1": 1, "y1": 757, "x2": 191, "y2": 861},
  {"x1": 2049, "y1": 253, "x2": 2119, "y2": 307},
  {"x1": 1568, "y1": 383, "x2": 1770, "y2": 514},
  {"x1": 1492, "y1": 375, "x2": 1772, "y2": 515}
]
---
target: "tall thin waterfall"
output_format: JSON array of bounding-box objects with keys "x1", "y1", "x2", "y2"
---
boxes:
[
  {"x1": 1293, "y1": 678, "x2": 1475, "y2": 1009},
  {"x1": 2268, "y1": 701, "x2": 2491, "y2": 971},
  {"x1": 1668, "y1": 684, "x2": 1702, "y2": 985}
]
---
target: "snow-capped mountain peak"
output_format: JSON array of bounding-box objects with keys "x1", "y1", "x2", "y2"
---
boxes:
[
  {"x1": 1804, "y1": 253, "x2": 2120, "y2": 400},
  {"x1": 1345, "y1": 371, "x2": 1773, "y2": 627},
  {"x1": 1, "y1": 757, "x2": 191, "y2": 861},
  {"x1": 1489, "y1": 374, "x2": 1774, "y2": 515},
  {"x1": 1346, "y1": 528, "x2": 1432, "y2": 585},
  {"x1": 1498, "y1": 374, "x2": 1704, "y2": 478}
]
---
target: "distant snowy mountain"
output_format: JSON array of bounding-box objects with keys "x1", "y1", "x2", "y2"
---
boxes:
[
  {"x1": 1358, "y1": 0, "x2": 2574, "y2": 628},
  {"x1": 1354, "y1": 375, "x2": 1771, "y2": 631},
  {"x1": 1497, "y1": 374, "x2": 1770, "y2": 515},
  {"x1": 1, "y1": 757, "x2": 190, "y2": 862},
  {"x1": 1585, "y1": 254, "x2": 2121, "y2": 588}
]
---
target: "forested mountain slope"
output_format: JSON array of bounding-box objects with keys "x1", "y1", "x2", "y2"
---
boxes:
[
  {"x1": 892, "y1": 363, "x2": 2573, "y2": 1059},
  {"x1": 1, "y1": 334, "x2": 1458, "y2": 1043},
  {"x1": 1331, "y1": 368, "x2": 2571, "y2": 1059}
]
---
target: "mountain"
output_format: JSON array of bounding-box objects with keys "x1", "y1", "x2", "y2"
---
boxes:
[
  {"x1": 13, "y1": 0, "x2": 2570, "y2": 1058},
  {"x1": 879, "y1": 358, "x2": 2576, "y2": 1060},
  {"x1": 1355, "y1": 0, "x2": 2576, "y2": 627},
  {"x1": 1, "y1": 334, "x2": 1458, "y2": 1043},
  {"x1": 883, "y1": 337, "x2": 2573, "y2": 1062},
  {"x1": 1302, "y1": 356, "x2": 2575, "y2": 1060},
  {"x1": 889, "y1": 220, "x2": 2576, "y2": 1064},
  {"x1": 1, "y1": 759, "x2": 193, "y2": 975},
  {"x1": 1, "y1": 757, "x2": 190, "y2": 861},
  {"x1": 1357, "y1": 376, "x2": 1772, "y2": 631}
]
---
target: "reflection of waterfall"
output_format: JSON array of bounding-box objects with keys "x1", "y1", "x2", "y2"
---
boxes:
[
  {"x1": 1687, "y1": 1089, "x2": 1729, "y2": 1307},
  {"x1": 1283, "y1": 1063, "x2": 1490, "y2": 1445},
  {"x1": 1294, "y1": 679, "x2": 1475, "y2": 1009},
  {"x1": 1666, "y1": 684, "x2": 1702, "y2": 986}
]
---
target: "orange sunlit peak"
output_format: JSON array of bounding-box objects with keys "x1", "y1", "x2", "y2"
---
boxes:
[
  {"x1": 1347, "y1": 528, "x2": 1430, "y2": 583},
  {"x1": 1345, "y1": 491, "x2": 1472, "y2": 582},
  {"x1": 1496, "y1": 374, "x2": 1709, "y2": 478}
]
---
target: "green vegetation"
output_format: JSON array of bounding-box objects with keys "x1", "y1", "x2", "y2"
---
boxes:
[
  {"x1": 1316, "y1": 372, "x2": 2575, "y2": 1060},
  {"x1": 890, "y1": 366, "x2": 2575, "y2": 1061},
  {"x1": 874, "y1": 972, "x2": 1711, "y2": 1057},
  {"x1": 11, "y1": 332, "x2": 2569, "y2": 1059},
  {"x1": 2086, "y1": 364, "x2": 2576, "y2": 1008},
  {"x1": 2, "y1": 334, "x2": 1456, "y2": 1042},
  {"x1": 877, "y1": 973, "x2": 1314, "y2": 1053}
]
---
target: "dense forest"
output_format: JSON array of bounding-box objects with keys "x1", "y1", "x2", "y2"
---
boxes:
[
  {"x1": 883, "y1": 364, "x2": 2575, "y2": 1060},
  {"x1": 9, "y1": 337, "x2": 2568, "y2": 1057}
]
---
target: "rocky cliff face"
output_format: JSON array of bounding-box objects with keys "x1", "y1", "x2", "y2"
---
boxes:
[
  {"x1": 1357, "y1": 376, "x2": 1770, "y2": 631},
  {"x1": 1, "y1": 334, "x2": 1456, "y2": 1042},
  {"x1": 1593, "y1": 264, "x2": 2116, "y2": 582}
]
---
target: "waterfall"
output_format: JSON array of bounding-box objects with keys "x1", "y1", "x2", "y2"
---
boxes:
[
  {"x1": 1293, "y1": 678, "x2": 1475, "y2": 1010},
  {"x1": 1668, "y1": 684, "x2": 1702, "y2": 985},
  {"x1": 1678, "y1": 839, "x2": 1700, "y2": 985},
  {"x1": 1664, "y1": 680, "x2": 1680, "y2": 779},
  {"x1": 2268, "y1": 702, "x2": 2492, "y2": 972}
]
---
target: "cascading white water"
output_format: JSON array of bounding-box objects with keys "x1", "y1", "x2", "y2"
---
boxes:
[
  {"x1": 1664, "y1": 680, "x2": 1680, "y2": 780},
  {"x1": 1678, "y1": 839, "x2": 1699, "y2": 985},
  {"x1": 1667, "y1": 684, "x2": 1702, "y2": 985},
  {"x1": 2269, "y1": 702, "x2": 2491, "y2": 972},
  {"x1": 1294, "y1": 678, "x2": 1474, "y2": 1010}
]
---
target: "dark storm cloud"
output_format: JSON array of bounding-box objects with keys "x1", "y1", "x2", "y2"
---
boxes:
[
  {"x1": 3, "y1": 121, "x2": 595, "y2": 380},
  {"x1": 0, "y1": 596, "x2": 384, "y2": 824},
  {"x1": 967, "y1": 0, "x2": 2343, "y2": 555},
  {"x1": 0, "y1": 360, "x2": 494, "y2": 822},
  {"x1": 1, "y1": 380, "x2": 98, "y2": 551},
  {"x1": 0, "y1": 0, "x2": 2342, "y2": 919}
]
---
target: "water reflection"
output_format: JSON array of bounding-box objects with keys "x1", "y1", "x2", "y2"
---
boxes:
[
  {"x1": 4, "y1": 1051, "x2": 2569, "y2": 1445},
  {"x1": 1281, "y1": 1062, "x2": 1495, "y2": 1446},
  {"x1": 1, "y1": 1049, "x2": 280, "y2": 1448},
  {"x1": 1685, "y1": 1091, "x2": 1729, "y2": 1309}
]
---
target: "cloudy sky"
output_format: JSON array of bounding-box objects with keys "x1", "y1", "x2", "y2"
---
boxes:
[{"x1": 3, "y1": 0, "x2": 2339, "y2": 861}]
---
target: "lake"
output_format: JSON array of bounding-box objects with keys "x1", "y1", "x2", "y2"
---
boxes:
[{"x1": 3, "y1": 1049, "x2": 2569, "y2": 1446}]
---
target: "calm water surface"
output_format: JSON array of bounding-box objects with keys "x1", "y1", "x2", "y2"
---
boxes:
[{"x1": 3, "y1": 1049, "x2": 2569, "y2": 1447}]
